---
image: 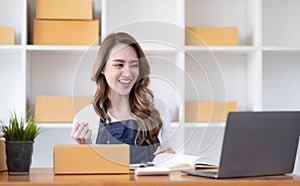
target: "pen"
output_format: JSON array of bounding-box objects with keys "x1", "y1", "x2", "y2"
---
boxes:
[{"x1": 139, "y1": 162, "x2": 154, "y2": 168}]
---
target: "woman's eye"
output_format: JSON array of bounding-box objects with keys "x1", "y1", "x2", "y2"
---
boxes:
[
  {"x1": 114, "y1": 64, "x2": 123, "y2": 68},
  {"x1": 131, "y1": 63, "x2": 139, "y2": 68}
]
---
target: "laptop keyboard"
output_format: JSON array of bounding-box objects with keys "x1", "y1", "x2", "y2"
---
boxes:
[{"x1": 183, "y1": 169, "x2": 219, "y2": 178}]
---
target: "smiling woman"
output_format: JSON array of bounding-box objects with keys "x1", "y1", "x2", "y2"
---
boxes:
[{"x1": 71, "y1": 32, "x2": 175, "y2": 164}]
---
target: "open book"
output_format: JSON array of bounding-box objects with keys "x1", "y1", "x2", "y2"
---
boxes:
[{"x1": 152, "y1": 153, "x2": 218, "y2": 171}]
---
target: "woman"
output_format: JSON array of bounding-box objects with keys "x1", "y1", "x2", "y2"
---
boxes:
[{"x1": 71, "y1": 32, "x2": 174, "y2": 163}]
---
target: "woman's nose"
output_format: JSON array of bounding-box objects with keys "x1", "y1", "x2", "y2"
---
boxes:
[{"x1": 121, "y1": 65, "x2": 131, "y2": 77}]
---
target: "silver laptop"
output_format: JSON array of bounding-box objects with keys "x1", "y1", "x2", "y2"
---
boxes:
[{"x1": 183, "y1": 111, "x2": 300, "y2": 178}]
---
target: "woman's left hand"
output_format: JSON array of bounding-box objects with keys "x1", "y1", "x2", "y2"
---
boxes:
[{"x1": 154, "y1": 146, "x2": 175, "y2": 155}]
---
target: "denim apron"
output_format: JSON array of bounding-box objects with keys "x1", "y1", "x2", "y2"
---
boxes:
[{"x1": 95, "y1": 118, "x2": 160, "y2": 164}]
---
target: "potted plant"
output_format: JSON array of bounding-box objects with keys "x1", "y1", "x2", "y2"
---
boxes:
[{"x1": 0, "y1": 112, "x2": 41, "y2": 175}]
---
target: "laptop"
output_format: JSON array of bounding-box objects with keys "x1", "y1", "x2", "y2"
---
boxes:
[{"x1": 182, "y1": 111, "x2": 300, "y2": 178}]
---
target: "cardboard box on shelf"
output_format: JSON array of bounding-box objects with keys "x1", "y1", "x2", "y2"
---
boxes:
[
  {"x1": 35, "y1": 95, "x2": 92, "y2": 123},
  {"x1": 0, "y1": 27, "x2": 15, "y2": 45},
  {"x1": 0, "y1": 138, "x2": 7, "y2": 172},
  {"x1": 54, "y1": 144, "x2": 129, "y2": 174},
  {"x1": 185, "y1": 27, "x2": 239, "y2": 46},
  {"x1": 33, "y1": 19, "x2": 99, "y2": 45},
  {"x1": 185, "y1": 102, "x2": 238, "y2": 122},
  {"x1": 36, "y1": 0, "x2": 93, "y2": 20}
]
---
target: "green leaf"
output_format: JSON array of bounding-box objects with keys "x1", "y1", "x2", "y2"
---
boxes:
[{"x1": 0, "y1": 111, "x2": 41, "y2": 141}]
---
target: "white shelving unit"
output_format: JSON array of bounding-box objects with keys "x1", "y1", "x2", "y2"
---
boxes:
[
  {"x1": 0, "y1": 0, "x2": 299, "y2": 174},
  {"x1": 0, "y1": 0, "x2": 26, "y2": 122}
]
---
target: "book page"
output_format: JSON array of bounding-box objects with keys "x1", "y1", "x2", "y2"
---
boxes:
[
  {"x1": 194, "y1": 157, "x2": 218, "y2": 169},
  {"x1": 152, "y1": 153, "x2": 211, "y2": 171}
]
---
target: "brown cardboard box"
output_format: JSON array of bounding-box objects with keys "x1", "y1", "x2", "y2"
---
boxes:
[
  {"x1": 185, "y1": 102, "x2": 238, "y2": 122},
  {"x1": 186, "y1": 27, "x2": 239, "y2": 46},
  {"x1": 35, "y1": 95, "x2": 92, "y2": 123},
  {"x1": 0, "y1": 27, "x2": 15, "y2": 45},
  {"x1": 54, "y1": 144, "x2": 129, "y2": 174},
  {"x1": 0, "y1": 138, "x2": 7, "y2": 172},
  {"x1": 33, "y1": 19, "x2": 99, "y2": 45},
  {"x1": 36, "y1": 0, "x2": 93, "y2": 20}
]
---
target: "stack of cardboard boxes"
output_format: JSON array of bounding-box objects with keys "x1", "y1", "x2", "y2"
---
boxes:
[
  {"x1": 33, "y1": 0, "x2": 98, "y2": 122},
  {"x1": 33, "y1": 0, "x2": 99, "y2": 45}
]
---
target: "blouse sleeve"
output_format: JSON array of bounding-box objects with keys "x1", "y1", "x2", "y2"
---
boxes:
[
  {"x1": 153, "y1": 99, "x2": 175, "y2": 146},
  {"x1": 73, "y1": 104, "x2": 100, "y2": 144}
]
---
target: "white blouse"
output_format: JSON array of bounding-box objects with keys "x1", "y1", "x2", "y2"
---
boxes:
[{"x1": 73, "y1": 103, "x2": 174, "y2": 146}]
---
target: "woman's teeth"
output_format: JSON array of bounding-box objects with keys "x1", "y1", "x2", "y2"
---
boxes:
[{"x1": 119, "y1": 79, "x2": 131, "y2": 84}]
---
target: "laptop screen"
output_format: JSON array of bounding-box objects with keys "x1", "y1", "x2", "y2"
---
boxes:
[{"x1": 217, "y1": 111, "x2": 300, "y2": 178}]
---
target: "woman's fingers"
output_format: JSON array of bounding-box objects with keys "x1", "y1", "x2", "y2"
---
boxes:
[
  {"x1": 75, "y1": 122, "x2": 88, "y2": 137},
  {"x1": 70, "y1": 122, "x2": 79, "y2": 137},
  {"x1": 71, "y1": 122, "x2": 91, "y2": 144},
  {"x1": 80, "y1": 124, "x2": 90, "y2": 137},
  {"x1": 154, "y1": 146, "x2": 175, "y2": 155},
  {"x1": 85, "y1": 129, "x2": 92, "y2": 144}
]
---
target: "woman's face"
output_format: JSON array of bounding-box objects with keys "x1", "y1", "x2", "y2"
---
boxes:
[{"x1": 102, "y1": 43, "x2": 140, "y2": 96}]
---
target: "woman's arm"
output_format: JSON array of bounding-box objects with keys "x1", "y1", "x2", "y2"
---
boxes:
[{"x1": 154, "y1": 101, "x2": 176, "y2": 154}]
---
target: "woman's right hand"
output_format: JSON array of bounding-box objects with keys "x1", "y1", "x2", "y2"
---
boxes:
[
  {"x1": 71, "y1": 122, "x2": 92, "y2": 144},
  {"x1": 154, "y1": 146, "x2": 175, "y2": 155}
]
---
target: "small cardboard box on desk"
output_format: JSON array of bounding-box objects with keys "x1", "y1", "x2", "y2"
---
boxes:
[
  {"x1": 0, "y1": 138, "x2": 7, "y2": 172},
  {"x1": 54, "y1": 144, "x2": 129, "y2": 174}
]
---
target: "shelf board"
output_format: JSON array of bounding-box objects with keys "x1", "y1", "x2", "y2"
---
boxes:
[
  {"x1": 0, "y1": 45, "x2": 23, "y2": 52},
  {"x1": 171, "y1": 122, "x2": 179, "y2": 128},
  {"x1": 184, "y1": 122, "x2": 226, "y2": 128},
  {"x1": 26, "y1": 44, "x2": 179, "y2": 53},
  {"x1": 38, "y1": 123, "x2": 73, "y2": 128},
  {"x1": 26, "y1": 45, "x2": 100, "y2": 52},
  {"x1": 185, "y1": 46, "x2": 256, "y2": 54},
  {"x1": 263, "y1": 46, "x2": 300, "y2": 52},
  {"x1": 141, "y1": 43, "x2": 180, "y2": 53},
  {"x1": 171, "y1": 122, "x2": 225, "y2": 128}
]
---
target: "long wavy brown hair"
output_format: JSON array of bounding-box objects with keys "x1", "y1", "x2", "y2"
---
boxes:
[{"x1": 92, "y1": 32, "x2": 162, "y2": 146}]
